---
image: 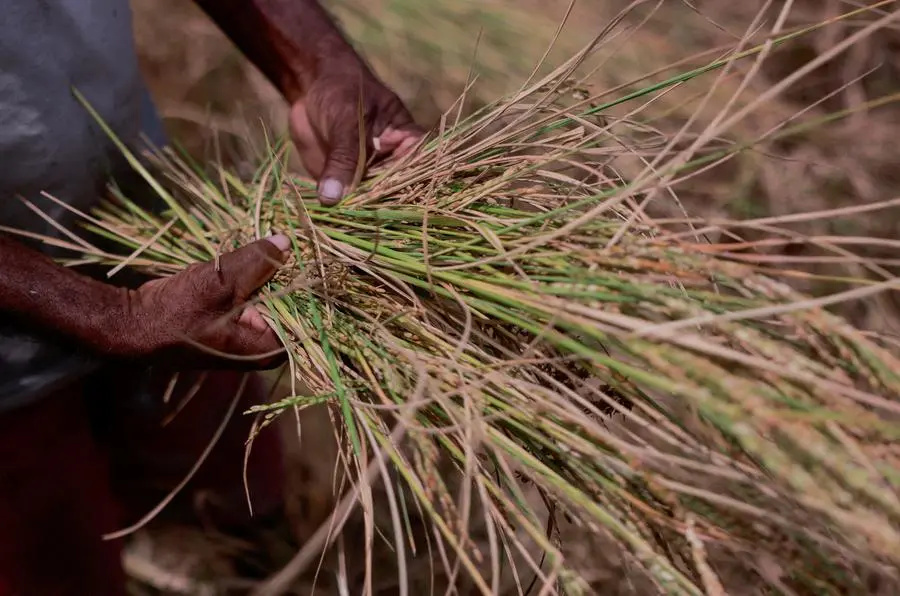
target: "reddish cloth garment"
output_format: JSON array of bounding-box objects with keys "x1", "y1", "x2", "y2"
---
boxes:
[
  {"x1": 0, "y1": 369, "x2": 284, "y2": 596},
  {"x1": 0, "y1": 381, "x2": 127, "y2": 596}
]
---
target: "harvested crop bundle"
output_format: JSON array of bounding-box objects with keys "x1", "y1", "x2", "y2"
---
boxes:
[{"x1": 32, "y1": 9, "x2": 900, "y2": 595}]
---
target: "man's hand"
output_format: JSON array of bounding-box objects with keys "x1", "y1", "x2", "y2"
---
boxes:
[
  {"x1": 193, "y1": 0, "x2": 424, "y2": 206},
  {"x1": 0, "y1": 233, "x2": 291, "y2": 371},
  {"x1": 125, "y1": 235, "x2": 292, "y2": 369},
  {"x1": 289, "y1": 66, "x2": 423, "y2": 206}
]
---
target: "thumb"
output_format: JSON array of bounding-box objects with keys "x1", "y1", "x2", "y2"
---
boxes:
[
  {"x1": 288, "y1": 101, "x2": 327, "y2": 179},
  {"x1": 218, "y1": 234, "x2": 292, "y2": 301},
  {"x1": 317, "y1": 117, "x2": 369, "y2": 206}
]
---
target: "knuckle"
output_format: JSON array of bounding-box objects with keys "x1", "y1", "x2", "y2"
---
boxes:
[
  {"x1": 328, "y1": 144, "x2": 361, "y2": 167},
  {"x1": 189, "y1": 262, "x2": 231, "y2": 302}
]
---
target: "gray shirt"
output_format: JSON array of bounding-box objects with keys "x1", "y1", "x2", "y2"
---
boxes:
[{"x1": 0, "y1": 0, "x2": 168, "y2": 410}]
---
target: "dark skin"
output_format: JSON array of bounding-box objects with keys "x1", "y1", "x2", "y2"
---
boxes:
[
  {"x1": 195, "y1": 0, "x2": 424, "y2": 203},
  {"x1": 0, "y1": 233, "x2": 292, "y2": 369},
  {"x1": 0, "y1": 0, "x2": 422, "y2": 368}
]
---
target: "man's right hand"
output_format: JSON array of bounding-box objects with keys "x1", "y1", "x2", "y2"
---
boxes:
[
  {"x1": 122, "y1": 234, "x2": 292, "y2": 369},
  {"x1": 0, "y1": 233, "x2": 292, "y2": 371}
]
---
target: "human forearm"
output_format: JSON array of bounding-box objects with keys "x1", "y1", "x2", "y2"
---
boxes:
[
  {"x1": 192, "y1": 0, "x2": 365, "y2": 103},
  {"x1": 0, "y1": 232, "x2": 292, "y2": 368},
  {"x1": 0, "y1": 234, "x2": 132, "y2": 355}
]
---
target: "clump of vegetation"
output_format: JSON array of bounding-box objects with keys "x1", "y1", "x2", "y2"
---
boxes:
[{"x1": 27, "y1": 3, "x2": 900, "y2": 594}]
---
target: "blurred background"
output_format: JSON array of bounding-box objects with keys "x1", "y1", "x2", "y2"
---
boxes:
[{"x1": 126, "y1": 1, "x2": 900, "y2": 593}]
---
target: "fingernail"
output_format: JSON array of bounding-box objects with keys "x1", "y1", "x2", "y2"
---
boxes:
[
  {"x1": 318, "y1": 178, "x2": 344, "y2": 206},
  {"x1": 266, "y1": 233, "x2": 292, "y2": 253}
]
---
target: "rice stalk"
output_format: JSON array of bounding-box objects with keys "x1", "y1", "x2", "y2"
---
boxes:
[{"x1": 27, "y1": 4, "x2": 900, "y2": 594}]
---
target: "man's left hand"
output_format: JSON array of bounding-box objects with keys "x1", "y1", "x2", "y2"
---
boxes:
[
  {"x1": 289, "y1": 65, "x2": 423, "y2": 206},
  {"x1": 193, "y1": 0, "x2": 425, "y2": 206}
]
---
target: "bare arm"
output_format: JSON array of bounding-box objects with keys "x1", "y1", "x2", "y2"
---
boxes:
[
  {"x1": 0, "y1": 232, "x2": 290, "y2": 367},
  {"x1": 192, "y1": 0, "x2": 423, "y2": 205},
  {"x1": 0, "y1": 234, "x2": 131, "y2": 355},
  {"x1": 191, "y1": 0, "x2": 364, "y2": 103}
]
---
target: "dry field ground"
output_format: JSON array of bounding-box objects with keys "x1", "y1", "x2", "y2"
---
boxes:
[{"x1": 123, "y1": 1, "x2": 900, "y2": 594}]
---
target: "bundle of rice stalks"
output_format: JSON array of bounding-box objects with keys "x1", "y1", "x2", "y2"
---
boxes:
[{"x1": 33, "y1": 4, "x2": 900, "y2": 595}]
